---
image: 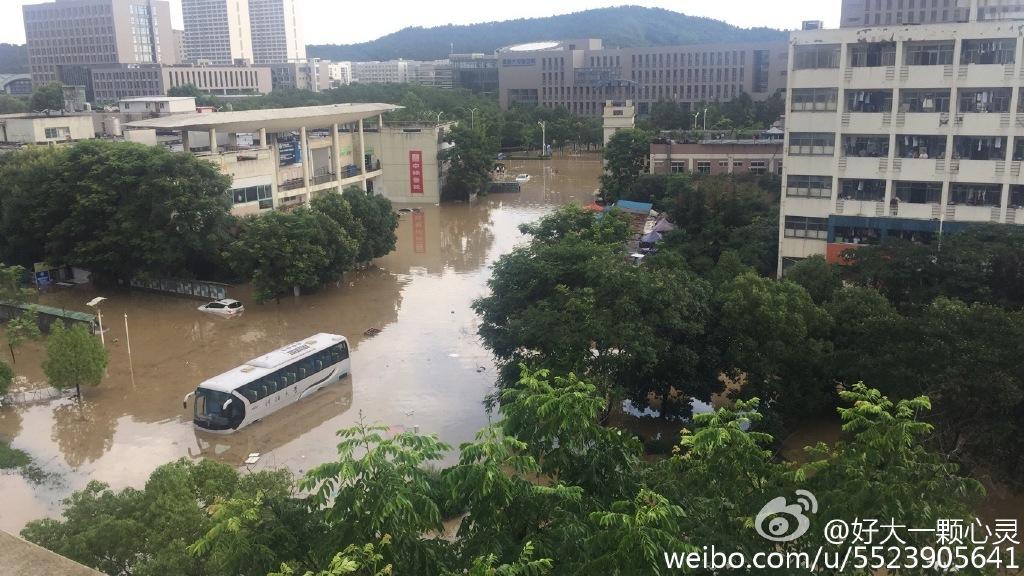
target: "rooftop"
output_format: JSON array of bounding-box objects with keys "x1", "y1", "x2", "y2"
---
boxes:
[
  {"x1": 0, "y1": 530, "x2": 104, "y2": 576},
  {"x1": 125, "y1": 103, "x2": 402, "y2": 133},
  {"x1": 119, "y1": 96, "x2": 196, "y2": 103}
]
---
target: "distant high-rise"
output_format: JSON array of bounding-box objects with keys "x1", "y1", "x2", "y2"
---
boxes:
[
  {"x1": 840, "y1": 0, "x2": 1024, "y2": 27},
  {"x1": 23, "y1": 0, "x2": 175, "y2": 90},
  {"x1": 181, "y1": 0, "x2": 253, "y2": 65},
  {"x1": 249, "y1": 0, "x2": 305, "y2": 64}
]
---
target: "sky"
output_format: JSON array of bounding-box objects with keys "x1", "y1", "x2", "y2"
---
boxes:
[{"x1": 0, "y1": 0, "x2": 842, "y2": 46}]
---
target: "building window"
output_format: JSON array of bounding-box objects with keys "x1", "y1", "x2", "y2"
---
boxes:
[
  {"x1": 904, "y1": 41, "x2": 954, "y2": 65},
  {"x1": 696, "y1": 161, "x2": 711, "y2": 174},
  {"x1": 949, "y1": 183, "x2": 1002, "y2": 206},
  {"x1": 793, "y1": 44, "x2": 840, "y2": 69},
  {"x1": 899, "y1": 88, "x2": 951, "y2": 113},
  {"x1": 791, "y1": 88, "x2": 838, "y2": 112},
  {"x1": 848, "y1": 42, "x2": 896, "y2": 67},
  {"x1": 787, "y1": 175, "x2": 833, "y2": 198},
  {"x1": 894, "y1": 181, "x2": 942, "y2": 204},
  {"x1": 842, "y1": 135, "x2": 890, "y2": 157},
  {"x1": 748, "y1": 161, "x2": 767, "y2": 175},
  {"x1": 957, "y1": 88, "x2": 1012, "y2": 113},
  {"x1": 43, "y1": 127, "x2": 69, "y2": 139},
  {"x1": 839, "y1": 178, "x2": 886, "y2": 201},
  {"x1": 670, "y1": 161, "x2": 687, "y2": 173},
  {"x1": 718, "y1": 160, "x2": 729, "y2": 167},
  {"x1": 846, "y1": 89, "x2": 893, "y2": 113},
  {"x1": 959, "y1": 38, "x2": 1015, "y2": 65},
  {"x1": 953, "y1": 136, "x2": 1007, "y2": 160},
  {"x1": 231, "y1": 184, "x2": 273, "y2": 205},
  {"x1": 784, "y1": 216, "x2": 828, "y2": 239},
  {"x1": 789, "y1": 132, "x2": 836, "y2": 156},
  {"x1": 897, "y1": 134, "x2": 947, "y2": 159}
]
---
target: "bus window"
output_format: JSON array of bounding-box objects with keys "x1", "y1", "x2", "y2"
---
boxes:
[{"x1": 339, "y1": 341, "x2": 349, "y2": 360}]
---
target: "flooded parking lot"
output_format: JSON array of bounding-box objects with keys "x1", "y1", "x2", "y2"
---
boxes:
[{"x1": 0, "y1": 155, "x2": 604, "y2": 533}]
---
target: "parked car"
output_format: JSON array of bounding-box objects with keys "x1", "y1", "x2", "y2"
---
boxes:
[
  {"x1": 515, "y1": 174, "x2": 531, "y2": 183},
  {"x1": 198, "y1": 299, "x2": 244, "y2": 316}
]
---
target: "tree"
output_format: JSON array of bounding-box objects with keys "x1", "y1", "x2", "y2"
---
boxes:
[
  {"x1": 0, "y1": 147, "x2": 67, "y2": 267},
  {"x1": 42, "y1": 321, "x2": 108, "y2": 399},
  {"x1": 442, "y1": 124, "x2": 495, "y2": 201},
  {"x1": 30, "y1": 82, "x2": 63, "y2": 111},
  {"x1": 0, "y1": 359, "x2": 12, "y2": 396},
  {"x1": 342, "y1": 186, "x2": 399, "y2": 263},
  {"x1": 600, "y1": 129, "x2": 651, "y2": 204},
  {"x1": 0, "y1": 94, "x2": 26, "y2": 114},
  {"x1": 6, "y1": 306, "x2": 41, "y2": 364},
  {"x1": 784, "y1": 255, "x2": 842, "y2": 305},
  {"x1": 226, "y1": 208, "x2": 341, "y2": 302},
  {"x1": 649, "y1": 100, "x2": 684, "y2": 130},
  {"x1": 310, "y1": 192, "x2": 362, "y2": 281},
  {"x1": 0, "y1": 263, "x2": 31, "y2": 302},
  {"x1": 167, "y1": 84, "x2": 220, "y2": 108}
]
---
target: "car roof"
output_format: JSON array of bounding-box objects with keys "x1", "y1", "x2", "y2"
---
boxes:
[{"x1": 212, "y1": 298, "x2": 240, "y2": 305}]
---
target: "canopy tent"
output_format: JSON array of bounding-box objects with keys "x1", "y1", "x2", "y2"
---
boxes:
[
  {"x1": 652, "y1": 218, "x2": 677, "y2": 233},
  {"x1": 640, "y1": 231, "x2": 663, "y2": 244}
]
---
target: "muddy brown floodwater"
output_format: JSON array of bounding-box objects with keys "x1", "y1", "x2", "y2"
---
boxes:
[{"x1": 0, "y1": 155, "x2": 603, "y2": 534}]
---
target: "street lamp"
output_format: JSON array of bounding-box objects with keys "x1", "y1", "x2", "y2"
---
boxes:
[
  {"x1": 703, "y1": 107, "x2": 709, "y2": 131},
  {"x1": 537, "y1": 121, "x2": 546, "y2": 157},
  {"x1": 693, "y1": 111, "x2": 701, "y2": 131},
  {"x1": 85, "y1": 296, "x2": 107, "y2": 347},
  {"x1": 436, "y1": 111, "x2": 444, "y2": 124},
  {"x1": 469, "y1": 107, "x2": 478, "y2": 130}
]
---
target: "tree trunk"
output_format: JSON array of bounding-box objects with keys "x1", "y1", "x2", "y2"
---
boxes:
[
  {"x1": 75, "y1": 383, "x2": 81, "y2": 400},
  {"x1": 8, "y1": 343, "x2": 14, "y2": 364}
]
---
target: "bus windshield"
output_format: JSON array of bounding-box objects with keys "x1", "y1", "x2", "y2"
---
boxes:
[{"x1": 194, "y1": 388, "x2": 234, "y2": 426}]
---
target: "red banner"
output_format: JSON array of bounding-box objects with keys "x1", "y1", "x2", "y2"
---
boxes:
[{"x1": 409, "y1": 150, "x2": 423, "y2": 194}]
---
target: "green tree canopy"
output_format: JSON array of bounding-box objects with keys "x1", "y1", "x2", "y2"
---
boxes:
[
  {"x1": 441, "y1": 124, "x2": 496, "y2": 201},
  {"x1": 6, "y1": 306, "x2": 41, "y2": 364},
  {"x1": 342, "y1": 187, "x2": 399, "y2": 263},
  {"x1": 600, "y1": 129, "x2": 652, "y2": 204},
  {"x1": 42, "y1": 321, "x2": 108, "y2": 398},
  {"x1": 29, "y1": 82, "x2": 63, "y2": 111},
  {"x1": 785, "y1": 255, "x2": 842, "y2": 305},
  {"x1": 0, "y1": 94, "x2": 26, "y2": 114}
]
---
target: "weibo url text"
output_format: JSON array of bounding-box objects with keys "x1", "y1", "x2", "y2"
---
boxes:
[{"x1": 664, "y1": 545, "x2": 1020, "y2": 572}]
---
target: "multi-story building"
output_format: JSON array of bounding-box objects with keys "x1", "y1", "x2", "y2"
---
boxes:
[
  {"x1": 352, "y1": 60, "x2": 410, "y2": 84},
  {"x1": 778, "y1": 2, "x2": 1024, "y2": 275},
  {"x1": 377, "y1": 122, "x2": 454, "y2": 204},
  {"x1": 172, "y1": 29, "x2": 185, "y2": 64},
  {"x1": 266, "y1": 59, "x2": 320, "y2": 91},
  {"x1": 650, "y1": 139, "x2": 783, "y2": 176},
  {"x1": 125, "y1": 103, "x2": 397, "y2": 216},
  {"x1": 181, "y1": 0, "x2": 253, "y2": 65},
  {"x1": 90, "y1": 63, "x2": 271, "y2": 101},
  {"x1": 324, "y1": 61, "x2": 352, "y2": 87},
  {"x1": 497, "y1": 39, "x2": 789, "y2": 116},
  {"x1": 0, "y1": 112, "x2": 95, "y2": 144},
  {"x1": 410, "y1": 60, "x2": 453, "y2": 89},
  {"x1": 249, "y1": 0, "x2": 305, "y2": 65},
  {"x1": 22, "y1": 0, "x2": 175, "y2": 96},
  {"x1": 840, "y1": 0, "x2": 1024, "y2": 27},
  {"x1": 450, "y1": 53, "x2": 498, "y2": 93},
  {"x1": 0, "y1": 74, "x2": 34, "y2": 96}
]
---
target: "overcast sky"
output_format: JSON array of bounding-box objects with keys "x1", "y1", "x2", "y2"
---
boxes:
[{"x1": 0, "y1": 0, "x2": 842, "y2": 46}]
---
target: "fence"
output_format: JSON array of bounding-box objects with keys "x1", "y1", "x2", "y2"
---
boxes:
[
  {"x1": 130, "y1": 278, "x2": 229, "y2": 301},
  {"x1": 0, "y1": 300, "x2": 96, "y2": 333}
]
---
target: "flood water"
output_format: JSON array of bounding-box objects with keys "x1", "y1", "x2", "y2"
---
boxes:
[{"x1": 0, "y1": 155, "x2": 604, "y2": 533}]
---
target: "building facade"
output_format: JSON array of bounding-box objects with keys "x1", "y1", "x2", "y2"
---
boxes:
[
  {"x1": 351, "y1": 60, "x2": 410, "y2": 84},
  {"x1": 450, "y1": 53, "x2": 498, "y2": 93},
  {"x1": 125, "y1": 103, "x2": 396, "y2": 216},
  {"x1": 410, "y1": 60, "x2": 453, "y2": 89},
  {"x1": 23, "y1": 0, "x2": 175, "y2": 94},
  {"x1": 90, "y1": 63, "x2": 271, "y2": 101},
  {"x1": 181, "y1": 0, "x2": 253, "y2": 65},
  {"x1": 0, "y1": 112, "x2": 95, "y2": 144},
  {"x1": 779, "y1": 11, "x2": 1024, "y2": 275},
  {"x1": 172, "y1": 28, "x2": 185, "y2": 64},
  {"x1": 650, "y1": 140, "x2": 783, "y2": 176},
  {"x1": 602, "y1": 99, "x2": 635, "y2": 145},
  {"x1": 0, "y1": 74, "x2": 34, "y2": 96},
  {"x1": 840, "y1": 0, "x2": 1024, "y2": 27},
  {"x1": 249, "y1": 0, "x2": 305, "y2": 64},
  {"x1": 497, "y1": 39, "x2": 789, "y2": 116},
  {"x1": 377, "y1": 122, "x2": 453, "y2": 204}
]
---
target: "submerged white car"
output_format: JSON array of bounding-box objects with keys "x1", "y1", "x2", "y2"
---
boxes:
[
  {"x1": 515, "y1": 174, "x2": 531, "y2": 183},
  {"x1": 198, "y1": 298, "x2": 244, "y2": 316}
]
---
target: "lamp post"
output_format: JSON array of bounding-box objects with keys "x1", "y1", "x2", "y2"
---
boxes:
[
  {"x1": 703, "y1": 107, "x2": 709, "y2": 131},
  {"x1": 124, "y1": 311, "x2": 135, "y2": 386},
  {"x1": 85, "y1": 296, "x2": 107, "y2": 347},
  {"x1": 436, "y1": 111, "x2": 444, "y2": 124},
  {"x1": 469, "y1": 107, "x2": 478, "y2": 130},
  {"x1": 537, "y1": 121, "x2": 546, "y2": 157},
  {"x1": 693, "y1": 111, "x2": 701, "y2": 131}
]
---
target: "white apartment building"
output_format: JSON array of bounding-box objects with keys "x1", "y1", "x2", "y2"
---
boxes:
[
  {"x1": 352, "y1": 60, "x2": 410, "y2": 84},
  {"x1": 249, "y1": 0, "x2": 305, "y2": 64},
  {"x1": 182, "y1": 0, "x2": 253, "y2": 65},
  {"x1": 779, "y1": 7, "x2": 1024, "y2": 275},
  {"x1": 325, "y1": 61, "x2": 352, "y2": 87}
]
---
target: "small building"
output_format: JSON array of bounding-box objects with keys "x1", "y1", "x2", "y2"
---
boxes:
[
  {"x1": 119, "y1": 96, "x2": 198, "y2": 118},
  {"x1": 603, "y1": 100, "x2": 635, "y2": 145},
  {"x1": 650, "y1": 139, "x2": 783, "y2": 176},
  {"x1": 0, "y1": 74, "x2": 33, "y2": 96},
  {"x1": 0, "y1": 112, "x2": 95, "y2": 145},
  {"x1": 377, "y1": 122, "x2": 454, "y2": 204}
]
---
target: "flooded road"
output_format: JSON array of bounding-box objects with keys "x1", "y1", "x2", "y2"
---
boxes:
[{"x1": 0, "y1": 155, "x2": 603, "y2": 533}]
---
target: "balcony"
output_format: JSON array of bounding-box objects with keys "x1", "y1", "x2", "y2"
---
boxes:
[
  {"x1": 951, "y1": 159, "x2": 1005, "y2": 181},
  {"x1": 789, "y1": 67, "x2": 842, "y2": 88},
  {"x1": 945, "y1": 204, "x2": 1001, "y2": 223},
  {"x1": 311, "y1": 172, "x2": 337, "y2": 185},
  {"x1": 955, "y1": 63, "x2": 1015, "y2": 86},
  {"x1": 842, "y1": 112, "x2": 892, "y2": 132},
  {"x1": 845, "y1": 66, "x2": 896, "y2": 87},
  {"x1": 835, "y1": 198, "x2": 885, "y2": 217},
  {"x1": 898, "y1": 64, "x2": 954, "y2": 87},
  {"x1": 891, "y1": 158, "x2": 945, "y2": 180},
  {"x1": 955, "y1": 112, "x2": 1010, "y2": 134},
  {"x1": 894, "y1": 112, "x2": 950, "y2": 132},
  {"x1": 279, "y1": 178, "x2": 306, "y2": 191},
  {"x1": 891, "y1": 202, "x2": 941, "y2": 221},
  {"x1": 840, "y1": 156, "x2": 889, "y2": 178}
]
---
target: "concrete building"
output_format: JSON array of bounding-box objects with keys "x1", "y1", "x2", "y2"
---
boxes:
[
  {"x1": 182, "y1": 0, "x2": 253, "y2": 65},
  {"x1": 779, "y1": 3, "x2": 1024, "y2": 275},
  {"x1": 450, "y1": 53, "x2": 498, "y2": 93},
  {"x1": 352, "y1": 60, "x2": 410, "y2": 84},
  {"x1": 0, "y1": 112, "x2": 95, "y2": 144},
  {"x1": 650, "y1": 139, "x2": 783, "y2": 176},
  {"x1": 0, "y1": 74, "x2": 34, "y2": 96},
  {"x1": 840, "y1": 0, "x2": 1024, "y2": 27},
  {"x1": 602, "y1": 99, "x2": 635, "y2": 145},
  {"x1": 172, "y1": 29, "x2": 186, "y2": 64},
  {"x1": 325, "y1": 61, "x2": 352, "y2": 87},
  {"x1": 249, "y1": 0, "x2": 305, "y2": 64},
  {"x1": 119, "y1": 95, "x2": 196, "y2": 116},
  {"x1": 90, "y1": 63, "x2": 272, "y2": 101},
  {"x1": 267, "y1": 59, "x2": 320, "y2": 91},
  {"x1": 22, "y1": 0, "x2": 176, "y2": 96},
  {"x1": 377, "y1": 122, "x2": 454, "y2": 204},
  {"x1": 410, "y1": 60, "x2": 453, "y2": 89},
  {"x1": 125, "y1": 103, "x2": 398, "y2": 215},
  {"x1": 497, "y1": 39, "x2": 789, "y2": 116}
]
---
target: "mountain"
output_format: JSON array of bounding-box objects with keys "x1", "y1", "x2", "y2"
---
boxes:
[{"x1": 306, "y1": 5, "x2": 788, "y2": 62}]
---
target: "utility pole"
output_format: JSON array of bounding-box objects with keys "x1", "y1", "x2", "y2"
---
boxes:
[
  {"x1": 703, "y1": 107, "x2": 709, "y2": 131},
  {"x1": 538, "y1": 121, "x2": 546, "y2": 157}
]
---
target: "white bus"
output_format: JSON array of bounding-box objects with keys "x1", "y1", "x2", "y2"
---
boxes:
[{"x1": 184, "y1": 333, "x2": 351, "y2": 433}]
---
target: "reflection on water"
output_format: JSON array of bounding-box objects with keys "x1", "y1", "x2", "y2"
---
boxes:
[{"x1": 0, "y1": 156, "x2": 604, "y2": 533}]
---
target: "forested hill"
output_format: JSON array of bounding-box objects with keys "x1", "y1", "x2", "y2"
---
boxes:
[
  {"x1": 307, "y1": 6, "x2": 788, "y2": 62},
  {"x1": 0, "y1": 44, "x2": 28, "y2": 74}
]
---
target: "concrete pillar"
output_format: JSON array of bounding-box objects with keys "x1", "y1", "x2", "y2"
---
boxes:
[
  {"x1": 358, "y1": 119, "x2": 367, "y2": 191},
  {"x1": 300, "y1": 126, "x2": 311, "y2": 189},
  {"x1": 227, "y1": 132, "x2": 238, "y2": 149},
  {"x1": 209, "y1": 128, "x2": 217, "y2": 154},
  {"x1": 181, "y1": 130, "x2": 190, "y2": 152},
  {"x1": 331, "y1": 123, "x2": 340, "y2": 182},
  {"x1": 258, "y1": 128, "x2": 267, "y2": 147}
]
